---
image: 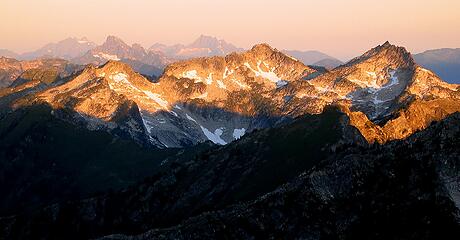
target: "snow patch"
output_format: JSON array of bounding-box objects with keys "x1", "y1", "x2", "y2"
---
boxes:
[
  {"x1": 94, "y1": 52, "x2": 120, "y2": 61},
  {"x1": 182, "y1": 70, "x2": 201, "y2": 81},
  {"x1": 371, "y1": 95, "x2": 386, "y2": 105},
  {"x1": 233, "y1": 128, "x2": 246, "y2": 140},
  {"x1": 205, "y1": 73, "x2": 213, "y2": 84},
  {"x1": 276, "y1": 80, "x2": 288, "y2": 88},
  {"x1": 139, "y1": 111, "x2": 156, "y2": 143},
  {"x1": 420, "y1": 68, "x2": 431, "y2": 73},
  {"x1": 366, "y1": 71, "x2": 377, "y2": 79},
  {"x1": 387, "y1": 70, "x2": 399, "y2": 88},
  {"x1": 233, "y1": 79, "x2": 249, "y2": 89},
  {"x1": 223, "y1": 67, "x2": 234, "y2": 79},
  {"x1": 108, "y1": 72, "x2": 141, "y2": 92},
  {"x1": 143, "y1": 91, "x2": 169, "y2": 109},
  {"x1": 311, "y1": 85, "x2": 347, "y2": 99},
  {"x1": 369, "y1": 70, "x2": 400, "y2": 105},
  {"x1": 111, "y1": 73, "x2": 129, "y2": 83},
  {"x1": 244, "y1": 61, "x2": 287, "y2": 88},
  {"x1": 186, "y1": 114, "x2": 198, "y2": 123},
  {"x1": 201, "y1": 126, "x2": 226, "y2": 145},
  {"x1": 348, "y1": 73, "x2": 380, "y2": 89},
  {"x1": 217, "y1": 80, "x2": 227, "y2": 89},
  {"x1": 286, "y1": 54, "x2": 298, "y2": 61},
  {"x1": 345, "y1": 71, "x2": 381, "y2": 90}
]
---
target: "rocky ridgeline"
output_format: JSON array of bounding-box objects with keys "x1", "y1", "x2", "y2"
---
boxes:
[{"x1": 2, "y1": 42, "x2": 460, "y2": 147}]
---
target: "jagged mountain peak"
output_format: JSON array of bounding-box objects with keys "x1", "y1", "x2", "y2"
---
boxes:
[
  {"x1": 104, "y1": 35, "x2": 127, "y2": 45},
  {"x1": 37, "y1": 60, "x2": 142, "y2": 96},
  {"x1": 250, "y1": 43, "x2": 277, "y2": 53},
  {"x1": 151, "y1": 35, "x2": 243, "y2": 59},
  {"x1": 100, "y1": 36, "x2": 131, "y2": 50},
  {"x1": 73, "y1": 36, "x2": 170, "y2": 76},
  {"x1": 33, "y1": 61, "x2": 156, "y2": 139},
  {"x1": 244, "y1": 43, "x2": 299, "y2": 64},
  {"x1": 132, "y1": 43, "x2": 145, "y2": 51},
  {"x1": 189, "y1": 35, "x2": 237, "y2": 50},
  {"x1": 162, "y1": 43, "x2": 313, "y2": 95},
  {"x1": 303, "y1": 40, "x2": 460, "y2": 129},
  {"x1": 98, "y1": 36, "x2": 137, "y2": 55},
  {"x1": 190, "y1": 35, "x2": 220, "y2": 46},
  {"x1": 60, "y1": 37, "x2": 94, "y2": 45},
  {"x1": 346, "y1": 41, "x2": 415, "y2": 69},
  {"x1": 99, "y1": 60, "x2": 135, "y2": 74},
  {"x1": 249, "y1": 44, "x2": 309, "y2": 65},
  {"x1": 382, "y1": 40, "x2": 391, "y2": 47},
  {"x1": 373, "y1": 41, "x2": 409, "y2": 55}
]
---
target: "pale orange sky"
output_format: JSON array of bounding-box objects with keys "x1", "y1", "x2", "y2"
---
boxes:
[{"x1": 1, "y1": 0, "x2": 459, "y2": 60}]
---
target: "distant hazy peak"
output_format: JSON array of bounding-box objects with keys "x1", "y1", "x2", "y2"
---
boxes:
[
  {"x1": 150, "y1": 35, "x2": 243, "y2": 59},
  {"x1": 102, "y1": 35, "x2": 130, "y2": 47}
]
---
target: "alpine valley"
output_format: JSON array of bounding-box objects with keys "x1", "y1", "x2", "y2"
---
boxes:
[{"x1": 0, "y1": 37, "x2": 459, "y2": 240}]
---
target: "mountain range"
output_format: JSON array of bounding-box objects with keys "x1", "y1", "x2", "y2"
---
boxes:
[
  {"x1": 0, "y1": 36, "x2": 347, "y2": 79},
  {"x1": 0, "y1": 39, "x2": 459, "y2": 239},
  {"x1": 2, "y1": 36, "x2": 459, "y2": 84},
  {"x1": 10, "y1": 41, "x2": 457, "y2": 147},
  {"x1": 1, "y1": 37, "x2": 96, "y2": 60}
]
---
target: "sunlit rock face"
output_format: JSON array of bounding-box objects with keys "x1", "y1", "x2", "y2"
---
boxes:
[{"x1": 5, "y1": 42, "x2": 460, "y2": 148}]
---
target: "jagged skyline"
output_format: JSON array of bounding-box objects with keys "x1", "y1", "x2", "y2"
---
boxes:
[
  {"x1": 1, "y1": 2, "x2": 460, "y2": 238},
  {"x1": 1, "y1": 0, "x2": 459, "y2": 60}
]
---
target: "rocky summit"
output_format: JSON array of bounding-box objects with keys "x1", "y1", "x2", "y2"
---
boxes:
[{"x1": 0, "y1": 39, "x2": 459, "y2": 240}]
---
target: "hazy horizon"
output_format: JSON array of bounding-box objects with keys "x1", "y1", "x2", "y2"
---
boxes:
[{"x1": 1, "y1": 0, "x2": 459, "y2": 60}]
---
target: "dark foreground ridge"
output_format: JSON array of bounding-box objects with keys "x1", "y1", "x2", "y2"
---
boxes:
[
  {"x1": 1, "y1": 108, "x2": 460, "y2": 239},
  {"x1": 102, "y1": 113, "x2": 460, "y2": 240}
]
